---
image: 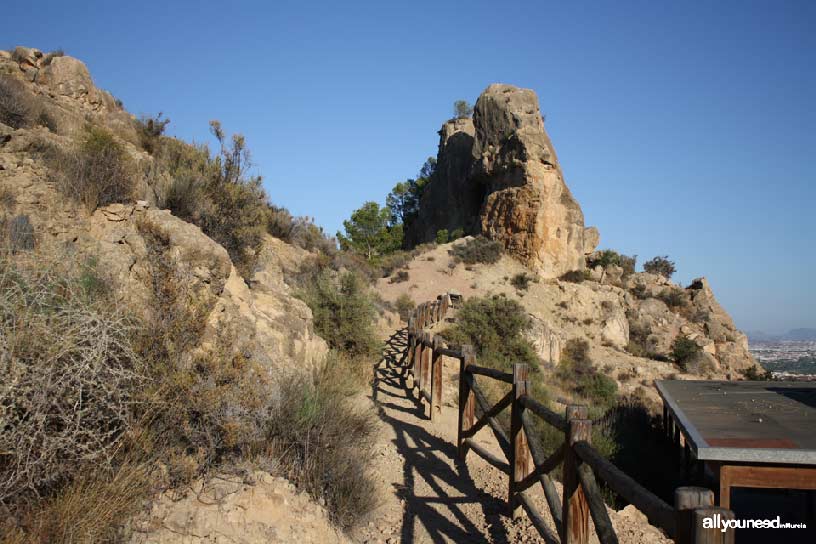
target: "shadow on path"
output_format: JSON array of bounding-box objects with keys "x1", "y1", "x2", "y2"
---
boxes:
[{"x1": 371, "y1": 328, "x2": 515, "y2": 544}]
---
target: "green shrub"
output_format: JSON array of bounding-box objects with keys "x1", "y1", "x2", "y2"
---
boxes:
[
  {"x1": 389, "y1": 269, "x2": 409, "y2": 284},
  {"x1": 743, "y1": 365, "x2": 773, "y2": 381},
  {"x1": 450, "y1": 236, "x2": 502, "y2": 265},
  {"x1": 299, "y1": 270, "x2": 378, "y2": 357},
  {"x1": 511, "y1": 272, "x2": 537, "y2": 290},
  {"x1": 435, "y1": 228, "x2": 449, "y2": 244},
  {"x1": 671, "y1": 335, "x2": 701, "y2": 370},
  {"x1": 53, "y1": 126, "x2": 136, "y2": 211},
  {"x1": 440, "y1": 294, "x2": 538, "y2": 370},
  {"x1": 450, "y1": 228, "x2": 464, "y2": 240},
  {"x1": 587, "y1": 249, "x2": 636, "y2": 276},
  {"x1": 267, "y1": 355, "x2": 376, "y2": 528},
  {"x1": 395, "y1": 293, "x2": 415, "y2": 321},
  {"x1": 643, "y1": 255, "x2": 676, "y2": 279}
]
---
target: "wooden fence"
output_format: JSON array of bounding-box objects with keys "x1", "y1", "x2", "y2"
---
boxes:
[{"x1": 399, "y1": 293, "x2": 735, "y2": 544}]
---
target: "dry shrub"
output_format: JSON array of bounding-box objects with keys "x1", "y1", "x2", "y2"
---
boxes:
[
  {"x1": 267, "y1": 355, "x2": 377, "y2": 528},
  {"x1": 0, "y1": 75, "x2": 37, "y2": 129},
  {"x1": 450, "y1": 236, "x2": 502, "y2": 265},
  {"x1": 0, "y1": 248, "x2": 143, "y2": 505},
  {"x1": 0, "y1": 214, "x2": 35, "y2": 253},
  {"x1": 49, "y1": 126, "x2": 137, "y2": 211}
]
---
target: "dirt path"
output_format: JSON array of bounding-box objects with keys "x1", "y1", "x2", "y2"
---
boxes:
[{"x1": 351, "y1": 328, "x2": 672, "y2": 544}]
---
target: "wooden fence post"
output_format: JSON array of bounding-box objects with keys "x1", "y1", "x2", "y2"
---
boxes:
[
  {"x1": 407, "y1": 317, "x2": 415, "y2": 373},
  {"x1": 431, "y1": 335, "x2": 443, "y2": 422},
  {"x1": 674, "y1": 487, "x2": 734, "y2": 544},
  {"x1": 457, "y1": 345, "x2": 476, "y2": 460},
  {"x1": 421, "y1": 333, "x2": 432, "y2": 410},
  {"x1": 509, "y1": 363, "x2": 531, "y2": 518},
  {"x1": 562, "y1": 405, "x2": 590, "y2": 544}
]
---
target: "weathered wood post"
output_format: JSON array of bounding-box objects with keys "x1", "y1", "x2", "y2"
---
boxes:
[
  {"x1": 407, "y1": 316, "x2": 416, "y2": 373},
  {"x1": 457, "y1": 344, "x2": 476, "y2": 460},
  {"x1": 421, "y1": 332, "x2": 432, "y2": 410},
  {"x1": 562, "y1": 405, "x2": 590, "y2": 544},
  {"x1": 431, "y1": 335, "x2": 443, "y2": 422},
  {"x1": 509, "y1": 363, "x2": 531, "y2": 518},
  {"x1": 674, "y1": 487, "x2": 734, "y2": 544},
  {"x1": 441, "y1": 293, "x2": 450, "y2": 320}
]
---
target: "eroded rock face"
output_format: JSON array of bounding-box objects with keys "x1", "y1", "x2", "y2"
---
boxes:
[{"x1": 407, "y1": 84, "x2": 598, "y2": 277}]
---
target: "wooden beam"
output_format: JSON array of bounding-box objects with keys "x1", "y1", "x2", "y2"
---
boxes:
[
  {"x1": 521, "y1": 411, "x2": 564, "y2": 533},
  {"x1": 577, "y1": 463, "x2": 619, "y2": 544},
  {"x1": 462, "y1": 390, "x2": 513, "y2": 440},
  {"x1": 463, "y1": 438, "x2": 511, "y2": 474},
  {"x1": 457, "y1": 345, "x2": 475, "y2": 460},
  {"x1": 466, "y1": 364, "x2": 514, "y2": 383},
  {"x1": 719, "y1": 464, "x2": 816, "y2": 510},
  {"x1": 431, "y1": 335, "x2": 443, "y2": 421}
]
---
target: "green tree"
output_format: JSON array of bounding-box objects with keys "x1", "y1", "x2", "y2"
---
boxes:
[
  {"x1": 453, "y1": 100, "x2": 474, "y2": 119},
  {"x1": 337, "y1": 201, "x2": 401, "y2": 259},
  {"x1": 435, "y1": 229, "x2": 449, "y2": 244},
  {"x1": 643, "y1": 255, "x2": 676, "y2": 279}
]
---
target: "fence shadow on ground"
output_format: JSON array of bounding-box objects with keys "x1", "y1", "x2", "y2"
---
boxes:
[{"x1": 371, "y1": 327, "x2": 515, "y2": 543}]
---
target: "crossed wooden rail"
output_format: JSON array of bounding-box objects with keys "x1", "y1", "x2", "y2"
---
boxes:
[{"x1": 398, "y1": 293, "x2": 735, "y2": 544}]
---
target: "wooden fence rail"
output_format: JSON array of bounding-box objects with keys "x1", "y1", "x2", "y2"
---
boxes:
[{"x1": 397, "y1": 293, "x2": 734, "y2": 544}]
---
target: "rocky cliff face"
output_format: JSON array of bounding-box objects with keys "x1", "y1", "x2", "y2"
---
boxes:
[{"x1": 408, "y1": 84, "x2": 598, "y2": 278}]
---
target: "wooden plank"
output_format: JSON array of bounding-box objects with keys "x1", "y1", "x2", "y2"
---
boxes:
[
  {"x1": 516, "y1": 443, "x2": 565, "y2": 493},
  {"x1": 457, "y1": 345, "x2": 476, "y2": 460},
  {"x1": 719, "y1": 464, "x2": 816, "y2": 509},
  {"x1": 674, "y1": 487, "x2": 713, "y2": 544},
  {"x1": 562, "y1": 414, "x2": 591, "y2": 544},
  {"x1": 509, "y1": 363, "x2": 531, "y2": 518},
  {"x1": 436, "y1": 347, "x2": 462, "y2": 358},
  {"x1": 576, "y1": 463, "x2": 619, "y2": 544},
  {"x1": 421, "y1": 332, "x2": 431, "y2": 410},
  {"x1": 520, "y1": 395, "x2": 568, "y2": 432},
  {"x1": 573, "y1": 441, "x2": 676, "y2": 535},
  {"x1": 466, "y1": 364, "x2": 514, "y2": 383},
  {"x1": 463, "y1": 438, "x2": 510, "y2": 474}
]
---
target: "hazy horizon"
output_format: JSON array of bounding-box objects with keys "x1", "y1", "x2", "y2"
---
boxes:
[{"x1": 3, "y1": 0, "x2": 814, "y2": 333}]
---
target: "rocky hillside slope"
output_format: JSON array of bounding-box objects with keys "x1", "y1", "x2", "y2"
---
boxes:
[
  {"x1": 406, "y1": 84, "x2": 599, "y2": 278},
  {"x1": 377, "y1": 241, "x2": 756, "y2": 404},
  {"x1": 0, "y1": 46, "x2": 327, "y2": 371}
]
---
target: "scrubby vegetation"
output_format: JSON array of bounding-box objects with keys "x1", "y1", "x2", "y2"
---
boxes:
[
  {"x1": 0, "y1": 75, "x2": 37, "y2": 129},
  {"x1": 560, "y1": 269, "x2": 590, "y2": 283},
  {"x1": 556, "y1": 338, "x2": 618, "y2": 409},
  {"x1": 453, "y1": 99, "x2": 474, "y2": 119},
  {"x1": 395, "y1": 293, "x2": 415, "y2": 321},
  {"x1": 657, "y1": 287, "x2": 689, "y2": 311},
  {"x1": 643, "y1": 255, "x2": 676, "y2": 279},
  {"x1": 671, "y1": 335, "x2": 701, "y2": 370},
  {"x1": 0, "y1": 235, "x2": 377, "y2": 541},
  {"x1": 435, "y1": 228, "x2": 449, "y2": 244},
  {"x1": 51, "y1": 126, "x2": 137, "y2": 212},
  {"x1": 440, "y1": 294, "x2": 538, "y2": 371},
  {"x1": 298, "y1": 270, "x2": 379, "y2": 358},
  {"x1": 450, "y1": 236, "x2": 503, "y2": 265},
  {"x1": 587, "y1": 249, "x2": 636, "y2": 276},
  {"x1": 510, "y1": 271, "x2": 537, "y2": 291}
]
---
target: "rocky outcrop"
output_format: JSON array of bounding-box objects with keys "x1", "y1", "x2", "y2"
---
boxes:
[{"x1": 407, "y1": 84, "x2": 598, "y2": 277}]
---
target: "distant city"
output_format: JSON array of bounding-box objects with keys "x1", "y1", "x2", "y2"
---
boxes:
[{"x1": 748, "y1": 328, "x2": 816, "y2": 377}]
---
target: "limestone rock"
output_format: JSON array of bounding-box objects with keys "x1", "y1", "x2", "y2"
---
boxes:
[
  {"x1": 407, "y1": 84, "x2": 597, "y2": 278},
  {"x1": 128, "y1": 471, "x2": 350, "y2": 544}
]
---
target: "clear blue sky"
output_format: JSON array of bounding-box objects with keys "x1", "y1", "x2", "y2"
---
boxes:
[{"x1": 3, "y1": 0, "x2": 814, "y2": 333}]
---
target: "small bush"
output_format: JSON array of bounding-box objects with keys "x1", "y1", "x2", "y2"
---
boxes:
[
  {"x1": 267, "y1": 356, "x2": 376, "y2": 528},
  {"x1": 587, "y1": 250, "x2": 636, "y2": 277},
  {"x1": 0, "y1": 75, "x2": 37, "y2": 129},
  {"x1": 389, "y1": 269, "x2": 409, "y2": 284},
  {"x1": 1, "y1": 214, "x2": 35, "y2": 253},
  {"x1": 435, "y1": 229, "x2": 449, "y2": 244},
  {"x1": 510, "y1": 272, "x2": 537, "y2": 291},
  {"x1": 135, "y1": 112, "x2": 170, "y2": 153},
  {"x1": 440, "y1": 294, "x2": 539, "y2": 371},
  {"x1": 743, "y1": 365, "x2": 773, "y2": 381},
  {"x1": 561, "y1": 338, "x2": 592, "y2": 370},
  {"x1": 52, "y1": 126, "x2": 136, "y2": 211},
  {"x1": 557, "y1": 338, "x2": 618, "y2": 408},
  {"x1": 395, "y1": 293, "x2": 415, "y2": 321},
  {"x1": 41, "y1": 49, "x2": 65, "y2": 66},
  {"x1": 671, "y1": 335, "x2": 701, "y2": 370},
  {"x1": 560, "y1": 269, "x2": 589, "y2": 283},
  {"x1": 630, "y1": 283, "x2": 649, "y2": 300},
  {"x1": 299, "y1": 270, "x2": 378, "y2": 357},
  {"x1": 643, "y1": 255, "x2": 676, "y2": 279},
  {"x1": 658, "y1": 287, "x2": 688, "y2": 310},
  {"x1": 450, "y1": 228, "x2": 464, "y2": 241},
  {"x1": 450, "y1": 236, "x2": 502, "y2": 265}
]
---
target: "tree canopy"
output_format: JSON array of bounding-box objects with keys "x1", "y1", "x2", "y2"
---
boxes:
[{"x1": 337, "y1": 201, "x2": 402, "y2": 259}]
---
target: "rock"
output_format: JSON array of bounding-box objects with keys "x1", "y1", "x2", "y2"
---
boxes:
[{"x1": 406, "y1": 84, "x2": 597, "y2": 278}]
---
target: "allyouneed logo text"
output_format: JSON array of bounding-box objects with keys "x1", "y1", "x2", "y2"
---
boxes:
[{"x1": 704, "y1": 513, "x2": 807, "y2": 532}]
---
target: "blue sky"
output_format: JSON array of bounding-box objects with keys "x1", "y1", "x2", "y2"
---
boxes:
[{"x1": 3, "y1": 0, "x2": 814, "y2": 333}]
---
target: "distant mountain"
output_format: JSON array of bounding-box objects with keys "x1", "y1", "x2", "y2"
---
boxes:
[
  {"x1": 748, "y1": 328, "x2": 816, "y2": 342},
  {"x1": 785, "y1": 328, "x2": 816, "y2": 341}
]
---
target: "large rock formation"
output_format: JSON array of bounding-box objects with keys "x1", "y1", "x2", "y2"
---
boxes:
[{"x1": 408, "y1": 84, "x2": 598, "y2": 277}]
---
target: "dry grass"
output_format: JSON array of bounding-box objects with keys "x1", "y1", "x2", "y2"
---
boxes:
[{"x1": 0, "y1": 75, "x2": 37, "y2": 129}]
